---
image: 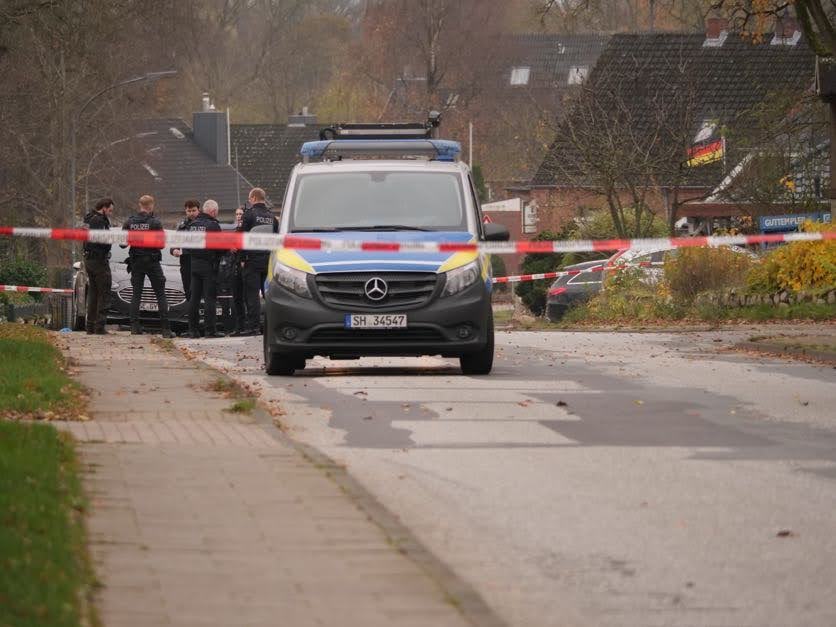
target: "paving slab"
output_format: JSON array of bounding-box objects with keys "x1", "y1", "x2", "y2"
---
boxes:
[{"x1": 53, "y1": 332, "x2": 499, "y2": 627}]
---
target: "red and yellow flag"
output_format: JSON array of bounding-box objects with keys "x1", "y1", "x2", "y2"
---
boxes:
[{"x1": 686, "y1": 139, "x2": 724, "y2": 167}]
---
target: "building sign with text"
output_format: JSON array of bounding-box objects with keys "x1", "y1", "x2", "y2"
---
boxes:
[{"x1": 759, "y1": 212, "x2": 831, "y2": 232}]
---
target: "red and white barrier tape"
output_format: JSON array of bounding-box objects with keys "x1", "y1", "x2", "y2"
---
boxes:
[
  {"x1": 1, "y1": 284, "x2": 73, "y2": 295},
  {"x1": 0, "y1": 226, "x2": 833, "y2": 254},
  {"x1": 492, "y1": 261, "x2": 662, "y2": 284}
]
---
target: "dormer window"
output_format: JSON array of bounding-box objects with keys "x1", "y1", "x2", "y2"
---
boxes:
[
  {"x1": 567, "y1": 66, "x2": 588, "y2": 85},
  {"x1": 771, "y1": 29, "x2": 801, "y2": 46},
  {"x1": 510, "y1": 66, "x2": 531, "y2": 86},
  {"x1": 703, "y1": 30, "x2": 728, "y2": 47}
]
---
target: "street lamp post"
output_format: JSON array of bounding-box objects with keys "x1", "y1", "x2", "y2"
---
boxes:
[{"x1": 68, "y1": 70, "x2": 176, "y2": 230}]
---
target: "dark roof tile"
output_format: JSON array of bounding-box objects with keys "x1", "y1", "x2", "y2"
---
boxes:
[{"x1": 231, "y1": 124, "x2": 326, "y2": 205}]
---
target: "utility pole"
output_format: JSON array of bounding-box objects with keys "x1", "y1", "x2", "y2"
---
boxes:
[{"x1": 469, "y1": 121, "x2": 473, "y2": 169}]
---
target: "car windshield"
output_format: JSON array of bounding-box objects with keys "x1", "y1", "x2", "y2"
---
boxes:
[
  {"x1": 112, "y1": 245, "x2": 179, "y2": 266},
  {"x1": 289, "y1": 171, "x2": 467, "y2": 232}
]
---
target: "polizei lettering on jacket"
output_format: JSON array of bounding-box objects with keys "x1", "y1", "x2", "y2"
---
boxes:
[{"x1": 128, "y1": 223, "x2": 151, "y2": 230}]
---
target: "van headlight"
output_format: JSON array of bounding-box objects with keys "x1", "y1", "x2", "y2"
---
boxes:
[
  {"x1": 273, "y1": 262, "x2": 312, "y2": 298},
  {"x1": 442, "y1": 261, "x2": 480, "y2": 297}
]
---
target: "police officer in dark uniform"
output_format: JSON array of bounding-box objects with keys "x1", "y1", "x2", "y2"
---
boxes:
[
  {"x1": 121, "y1": 194, "x2": 173, "y2": 338},
  {"x1": 186, "y1": 199, "x2": 224, "y2": 338},
  {"x1": 171, "y1": 199, "x2": 200, "y2": 300},
  {"x1": 238, "y1": 187, "x2": 278, "y2": 336},
  {"x1": 82, "y1": 197, "x2": 114, "y2": 334}
]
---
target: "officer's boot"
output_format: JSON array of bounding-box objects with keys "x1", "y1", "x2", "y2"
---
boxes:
[
  {"x1": 160, "y1": 321, "x2": 174, "y2": 339},
  {"x1": 130, "y1": 322, "x2": 143, "y2": 335}
]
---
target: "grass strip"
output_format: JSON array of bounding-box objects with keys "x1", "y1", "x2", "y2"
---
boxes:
[
  {"x1": 0, "y1": 422, "x2": 96, "y2": 627},
  {"x1": 0, "y1": 324, "x2": 86, "y2": 420}
]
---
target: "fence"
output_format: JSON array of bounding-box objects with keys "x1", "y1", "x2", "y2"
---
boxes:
[{"x1": 1, "y1": 294, "x2": 72, "y2": 329}]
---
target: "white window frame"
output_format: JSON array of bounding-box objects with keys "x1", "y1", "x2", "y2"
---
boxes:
[
  {"x1": 510, "y1": 66, "x2": 531, "y2": 86},
  {"x1": 567, "y1": 66, "x2": 588, "y2": 85}
]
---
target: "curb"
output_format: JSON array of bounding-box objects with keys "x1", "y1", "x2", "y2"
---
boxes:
[{"x1": 170, "y1": 340, "x2": 508, "y2": 627}]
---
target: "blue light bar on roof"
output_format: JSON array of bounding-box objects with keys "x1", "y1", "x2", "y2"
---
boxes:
[{"x1": 300, "y1": 139, "x2": 461, "y2": 162}]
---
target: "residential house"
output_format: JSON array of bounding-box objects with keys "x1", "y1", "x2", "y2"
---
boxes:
[
  {"x1": 520, "y1": 17, "x2": 822, "y2": 236},
  {"x1": 479, "y1": 33, "x2": 610, "y2": 198},
  {"x1": 89, "y1": 99, "x2": 252, "y2": 226}
]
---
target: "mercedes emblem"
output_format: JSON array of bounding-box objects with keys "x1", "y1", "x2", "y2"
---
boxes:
[{"x1": 364, "y1": 277, "x2": 388, "y2": 301}]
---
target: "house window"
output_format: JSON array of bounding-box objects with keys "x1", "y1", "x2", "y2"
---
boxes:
[
  {"x1": 510, "y1": 67, "x2": 531, "y2": 86},
  {"x1": 567, "y1": 66, "x2": 588, "y2": 85}
]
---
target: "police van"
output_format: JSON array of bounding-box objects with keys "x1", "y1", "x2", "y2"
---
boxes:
[{"x1": 262, "y1": 114, "x2": 509, "y2": 375}]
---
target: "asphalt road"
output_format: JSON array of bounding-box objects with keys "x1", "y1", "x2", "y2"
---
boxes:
[{"x1": 182, "y1": 328, "x2": 836, "y2": 627}]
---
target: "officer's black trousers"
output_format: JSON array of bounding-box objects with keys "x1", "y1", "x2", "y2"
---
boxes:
[
  {"x1": 129, "y1": 256, "x2": 168, "y2": 324},
  {"x1": 231, "y1": 271, "x2": 246, "y2": 332},
  {"x1": 242, "y1": 262, "x2": 267, "y2": 332},
  {"x1": 189, "y1": 260, "x2": 218, "y2": 334},
  {"x1": 179, "y1": 254, "x2": 192, "y2": 301},
  {"x1": 83, "y1": 257, "x2": 111, "y2": 331}
]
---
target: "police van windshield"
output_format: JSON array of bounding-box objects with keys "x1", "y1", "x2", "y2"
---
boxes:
[{"x1": 289, "y1": 171, "x2": 467, "y2": 232}]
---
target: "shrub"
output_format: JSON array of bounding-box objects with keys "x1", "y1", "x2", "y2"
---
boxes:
[
  {"x1": 574, "y1": 207, "x2": 668, "y2": 240},
  {"x1": 664, "y1": 246, "x2": 753, "y2": 303},
  {"x1": 490, "y1": 254, "x2": 508, "y2": 294},
  {"x1": 746, "y1": 221, "x2": 836, "y2": 293},
  {"x1": 0, "y1": 256, "x2": 48, "y2": 304},
  {"x1": 0, "y1": 256, "x2": 47, "y2": 289},
  {"x1": 565, "y1": 266, "x2": 685, "y2": 323},
  {"x1": 514, "y1": 230, "x2": 565, "y2": 316}
]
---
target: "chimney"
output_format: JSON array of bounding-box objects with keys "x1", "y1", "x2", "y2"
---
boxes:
[
  {"x1": 706, "y1": 17, "x2": 728, "y2": 39},
  {"x1": 287, "y1": 107, "x2": 318, "y2": 127},
  {"x1": 772, "y1": 14, "x2": 801, "y2": 45},
  {"x1": 703, "y1": 16, "x2": 729, "y2": 47},
  {"x1": 193, "y1": 94, "x2": 230, "y2": 165}
]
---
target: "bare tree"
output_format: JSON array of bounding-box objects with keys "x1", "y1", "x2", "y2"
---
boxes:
[
  {"x1": 540, "y1": 57, "x2": 705, "y2": 237},
  {"x1": 354, "y1": 0, "x2": 510, "y2": 116}
]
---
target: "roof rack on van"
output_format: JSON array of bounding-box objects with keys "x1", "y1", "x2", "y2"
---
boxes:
[
  {"x1": 300, "y1": 111, "x2": 459, "y2": 163},
  {"x1": 318, "y1": 111, "x2": 442, "y2": 141},
  {"x1": 299, "y1": 139, "x2": 461, "y2": 163}
]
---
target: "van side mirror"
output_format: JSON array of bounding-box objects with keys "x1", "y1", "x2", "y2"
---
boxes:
[{"x1": 483, "y1": 222, "x2": 509, "y2": 242}]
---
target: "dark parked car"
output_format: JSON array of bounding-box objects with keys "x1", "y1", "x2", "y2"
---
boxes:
[
  {"x1": 545, "y1": 260, "x2": 605, "y2": 322},
  {"x1": 71, "y1": 224, "x2": 238, "y2": 332}
]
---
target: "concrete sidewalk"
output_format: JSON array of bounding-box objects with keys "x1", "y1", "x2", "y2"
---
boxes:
[{"x1": 54, "y1": 332, "x2": 496, "y2": 627}]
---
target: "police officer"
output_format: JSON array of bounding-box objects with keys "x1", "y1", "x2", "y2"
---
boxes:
[
  {"x1": 171, "y1": 199, "x2": 200, "y2": 300},
  {"x1": 238, "y1": 187, "x2": 277, "y2": 336},
  {"x1": 82, "y1": 197, "x2": 114, "y2": 334},
  {"x1": 121, "y1": 194, "x2": 173, "y2": 338},
  {"x1": 186, "y1": 199, "x2": 224, "y2": 338}
]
